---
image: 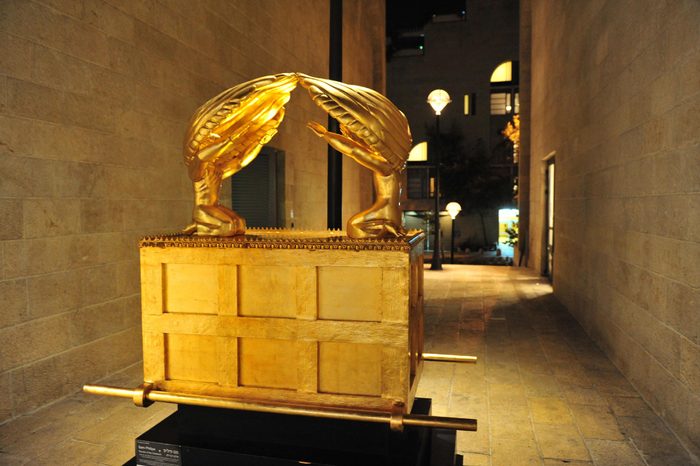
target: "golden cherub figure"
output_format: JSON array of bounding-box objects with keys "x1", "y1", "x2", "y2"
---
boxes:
[
  {"x1": 297, "y1": 74, "x2": 412, "y2": 238},
  {"x1": 182, "y1": 73, "x2": 412, "y2": 239},
  {"x1": 183, "y1": 73, "x2": 298, "y2": 236}
]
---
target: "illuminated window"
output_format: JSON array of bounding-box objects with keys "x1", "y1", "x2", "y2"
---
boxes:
[
  {"x1": 490, "y1": 91, "x2": 519, "y2": 115},
  {"x1": 490, "y1": 92, "x2": 509, "y2": 115},
  {"x1": 408, "y1": 142, "x2": 428, "y2": 162},
  {"x1": 463, "y1": 93, "x2": 475, "y2": 115},
  {"x1": 490, "y1": 61, "x2": 513, "y2": 83}
]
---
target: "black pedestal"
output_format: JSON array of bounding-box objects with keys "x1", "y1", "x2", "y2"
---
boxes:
[{"x1": 127, "y1": 398, "x2": 462, "y2": 466}]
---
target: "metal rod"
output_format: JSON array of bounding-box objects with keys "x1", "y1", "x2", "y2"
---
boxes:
[
  {"x1": 430, "y1": 112, "x2": 442, "y2": 270},
  {"x1": 450, "y1": 217, "x2": 455, "y2": 263},
  {"x1": 423, "y1": 353, "x2": 478, "y2": 363},
  {"x1": 404, "y1": 414, "x2": 477, "y2": 431},
  {"x1": 83, "y1": 384, "x2": 477, "y2": 432}
]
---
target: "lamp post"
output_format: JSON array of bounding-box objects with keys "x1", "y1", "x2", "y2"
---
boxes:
[
  {"x1": 446, "y1": 202, "x2": 462, "y2": 264},
  {"x1": 427, "y1": 89, "x2": 451, "y2": 271}
]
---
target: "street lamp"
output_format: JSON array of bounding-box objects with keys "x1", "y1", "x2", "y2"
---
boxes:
[
  {"x1": 427, "y1": 89, "x2": 451, "y2": 270},
  {"x1": 446, "y1": 201, "x2": 462, "y2": 264}
]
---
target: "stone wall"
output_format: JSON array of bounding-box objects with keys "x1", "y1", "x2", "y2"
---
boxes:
[
  {"x1": 527, "y1": 0, "x2": 700, "y2": 456},
  {"x1": 340, "y1": 0, "x2": 384, "y2": 227},
  {"x1": 0, "y1": 0, "x2": 382, "y2": 422}
]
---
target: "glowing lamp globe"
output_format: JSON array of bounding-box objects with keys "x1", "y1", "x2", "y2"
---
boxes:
[
  {"x1": 446, "y1": 202, "x2": 462, "y2": 220},
  {"x1": 427, "y1": 89, "x2": 451, "y2": 115}
]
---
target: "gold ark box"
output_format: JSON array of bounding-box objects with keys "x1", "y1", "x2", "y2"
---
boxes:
[{"x1": 139, "y1": 229, "x2": 425, "y2": 414}]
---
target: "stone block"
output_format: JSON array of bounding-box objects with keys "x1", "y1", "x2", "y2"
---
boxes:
[
  {"x1": 529, "y1": 397, "x2": 573, "y2": 425},
  {"x1": 585, "y1": 439, "x2": 645, "y2": 466},
  {"x1": 0, "y1": 32, "x2": 33, "y2": 80},
  {"x1": 491, "y1": 436, "x2": 541, "y2": 465},
  {"x1": 0, "y1": 75, "x2": 6, "y2": 113},
  {"x1": 0, "y1": 279, "x2": 28, "y2": 329},
  {"x1": 6, "y1": 77, "x2": 65, "y2": 126},
  {"x1": 680, "y1": 338, "x2": 700, "y2": 393},
  {"x1": 27, "y1": 270, "x2": 80, "y2": 319},
  {"x1": 655, "y1": 195, "x2": 691, "y2": 240},
  {"x1": 644, "y1": 357, "x2": 690, "y2": 445},
  {"x1": 10, "y1": 327, "x2": 141, "y2": 414},
  {"x1": 587, "y1": 369, "x2": 637, "y2": 397},
  {"x1": 0, "y1": 371, "x2": 12, "y2": 423},
  {"x1": 0, "y1": 200, "x2": 23, "y2": 240},
  {"x1": 83, "y1": 0, "x2": 136, "y2": 44},
  {"x1": 33, "y1": 439, "x2": 107, "y2": 466},
  {"x1": 77, "y1": 263, "x2": 118, "y2": 307},
  {"x1": 560, "y1": 384, "x2": 606, "y2": 407},
  {"x1": 491, "y1": 410, "x2": 536, "y2": 441},
  {"x1": 0, "y1": 153, "x2": 57, "y2": 198},
  {"x1": 0, "y1": 313, "x2": 74, "y2": 372},
  {"x1": 3, "y1": 237, "x2": 72, "y2": 278},
  {"x1": 80, "y1": 200, "x2": 124, "y2": 233},
  {"x1": 670, "y1": 96, "x2": 700, "y2": 149},
  {"x1": 688, "y1": 393, "x2": 700, "y2": 459},
  {"x1": 680, "y1": 241, "x2": 700, "y2": 288},
  {"x1": 115, "y1": 259, "x2": 140, "y2": 298},
  {"x1": 617, "y1": 414, "x2": 694, "y2": 466},
  {"x1": 607, "y1": 395, "x2": 654, "y2": 418},
  {"x1": 23, "y1": 198, "x2": 80, "y2": 238},
  {"x1": 65, "y1": 232, "x2": 125, "y2": 270},
  {"x1": 534, "y1": 422, "x2": 590, "y2": 461},
  {"x1": 69, "y1": 299, "x2": 131, "y2": 346},
  {"x1": 570, "y1": 403, "x2": 624, "y2": 440},
  {"x1": 665, "y1": 281, "x2": 699, "y2": 343},
  {"x1": 8, "y1": 353, "x2": 61, "y2": 416},
  {"x1": 31, "y1": 45, "x2": 92, "y2": 96}
]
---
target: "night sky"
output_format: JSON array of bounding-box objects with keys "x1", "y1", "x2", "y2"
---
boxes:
[
  {"x1": 386, "y1": 0, "x2": 467, "y2": 35},
  {"x1": 386, "y1": 0, "x2": 467, "y2": 58}
]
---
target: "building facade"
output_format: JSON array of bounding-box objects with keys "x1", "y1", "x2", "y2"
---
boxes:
[
  {"x1": 522, "y1": 0, "x2": 700, "y2": 457},
  {"x1": 387, "y1": 0, "x2": 519, "y2": 251}
]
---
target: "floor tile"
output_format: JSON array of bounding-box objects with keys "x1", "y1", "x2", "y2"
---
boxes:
[
  {"x1": 529, "y1": 397, "x2": 573, "y2": 425},
  {"x1": 533, "y1": 422, "x2": 591, "y2": 461},
  {"x1": 570, "y1": 404, "x2": 624, "y2": 440},
  {"x1": 585, "y1": 439, "x2": 645, "y2": 466},
  {"x1": 491, "y1": 436, "x2": 543, "y2": 466}
]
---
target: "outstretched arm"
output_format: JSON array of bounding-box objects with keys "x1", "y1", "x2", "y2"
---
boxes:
[{"x1": 307, "y1": 121, "x2": 392, "y2": 176}]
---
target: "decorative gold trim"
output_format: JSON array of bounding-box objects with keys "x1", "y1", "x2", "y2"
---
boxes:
[{"x1": 140, "y1": 229, "x2": 425, "y2": 252}]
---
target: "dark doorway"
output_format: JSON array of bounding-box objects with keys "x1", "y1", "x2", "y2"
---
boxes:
[{"x1": 231, "y1": 147, "x2": 285, "y2": 228}]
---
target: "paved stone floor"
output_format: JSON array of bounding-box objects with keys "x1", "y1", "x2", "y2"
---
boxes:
[{"x1": 0, "y1": 265, "x2": 696, "y2": 465}]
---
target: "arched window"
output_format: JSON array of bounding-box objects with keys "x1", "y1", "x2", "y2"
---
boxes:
[
  {"x1": 490, "y1": 60, "x2": 519, "y2": 115},
  {"x1": 408, "y1": 141, "x2": 428, "y2": 162},
  {"x1": 490, "y1": 61, "x2": 513, "y2": 83}
]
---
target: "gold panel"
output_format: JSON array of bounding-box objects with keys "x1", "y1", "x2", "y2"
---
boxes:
[
  {"x1": 318, "y1": 342, "x2": 382, "y2": 396},
  {"x1": 165, "y1": 334, "x2": 218, "y2": 383},
  {"x1": 238, "y1": 338, "x2": 298, "y2": 390},
  {"x1": 238, "y1": 265, "x2": 297, "y2": 318},
  {"x1": 139, "y1": 231, "x2": 425, "y2": 413},
  {"x1": 163, "y1": 263, "x2": 218, "y2": 314},
  {"x1": 318, "y1": 267, "x2": 381, "y2": 322}
]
